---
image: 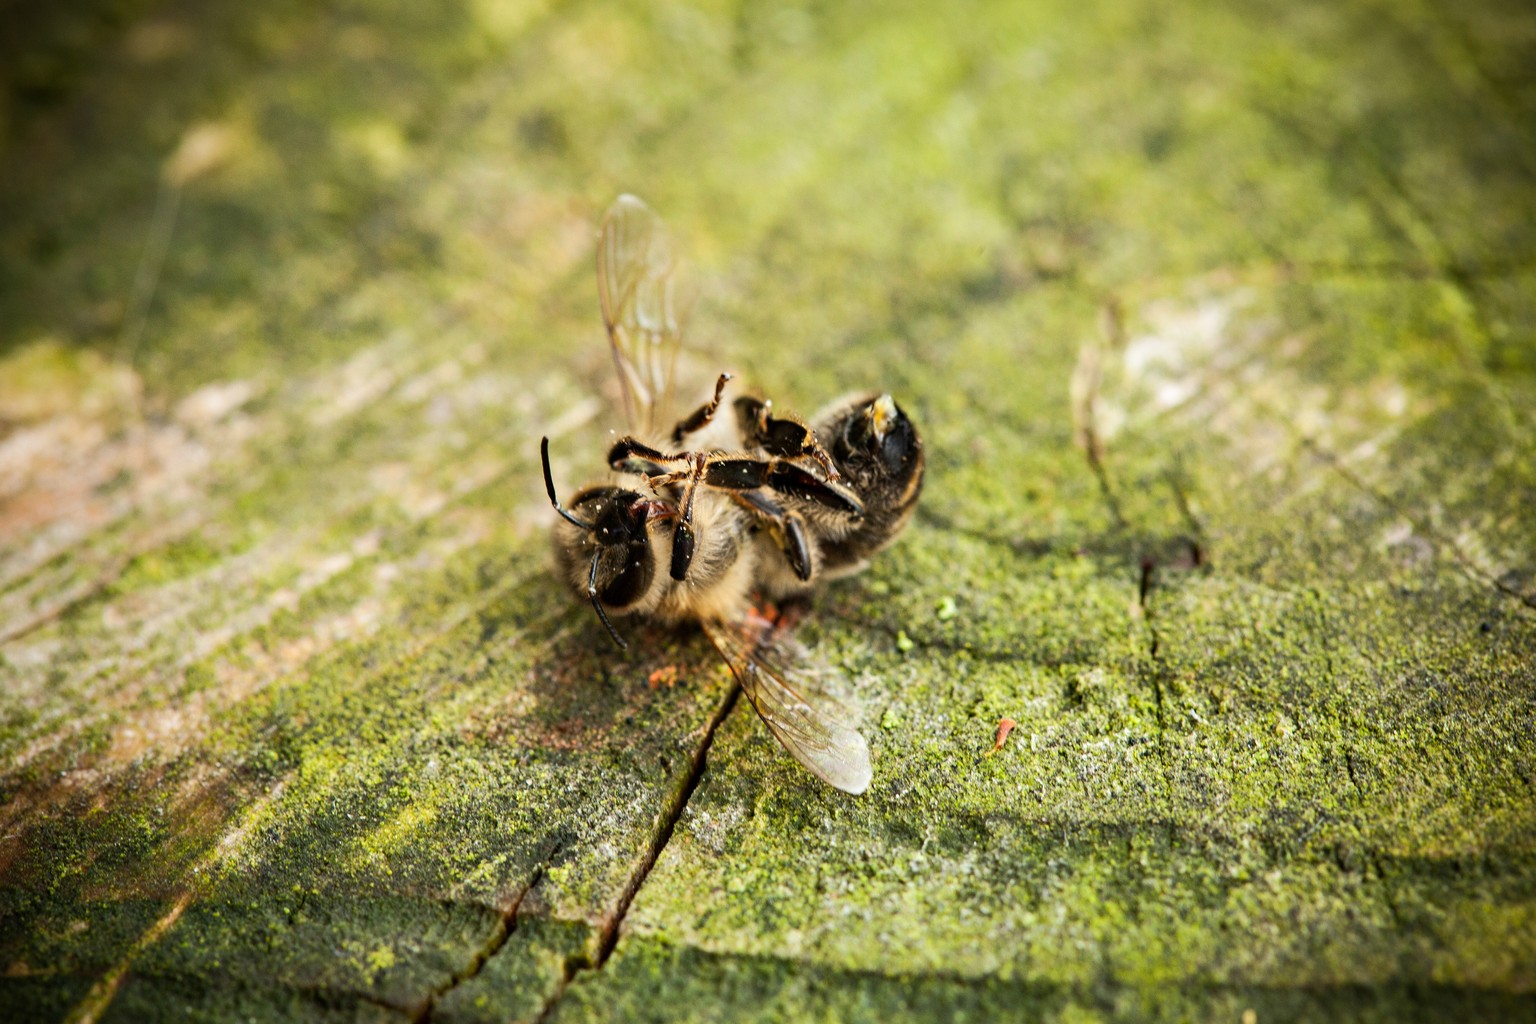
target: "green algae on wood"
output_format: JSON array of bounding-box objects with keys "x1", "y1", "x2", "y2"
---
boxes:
[{"x1": 2, "y1": 0, "x2": 1535, "y2": 1020}]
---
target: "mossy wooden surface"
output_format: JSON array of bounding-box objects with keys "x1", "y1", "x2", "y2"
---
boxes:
[{"x1": 2, "y1": 0, "x2": 1534, "y2": 1020}]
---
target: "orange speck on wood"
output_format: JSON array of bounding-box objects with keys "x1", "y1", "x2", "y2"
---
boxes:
[{"x1": 988, "y1": 717, "x2": 1017, "y2": 756}]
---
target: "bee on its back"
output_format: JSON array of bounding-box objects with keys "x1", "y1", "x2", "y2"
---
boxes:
[{"x1": 540, "y1": 195, "x2": 924, "y2": 794}]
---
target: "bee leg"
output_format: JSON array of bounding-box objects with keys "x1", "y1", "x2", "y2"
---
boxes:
[
  {"x1": 669, "y1": 454, "x2": 707, "y2": 581},
  {"x1": 730, "y1": 491, "x2": 813, "y2": 581},
  {"x1": 733, "y1": 395, "x2": 775, "y2": 441},
  {"x1": 608, "y1": 436, "x2": 689, "y2": 477},
  {"x1": 763, "y1": 461, "x2": 864, "y2": 518},
  {"x1": 670, "y1": 373, "x2": 733, "y2": 445},
  {"x1": 733, "y1": 397, "x2": 842, "y2": 482},
  {"x1": 703, "y1": 457, "x2": 864, "y2": 518},
  {"x1": 586, "y1": 551, "x2": 627, "y2": 650},
  {"x1": 803, "y1": 443, "x2": 841, "y2": 483}
]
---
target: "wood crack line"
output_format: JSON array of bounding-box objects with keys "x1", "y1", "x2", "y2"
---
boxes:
[
  {"x1": 414, "y1": 867, "x2": 546, "y2": 1024},
  {"x1": 1133, "y1": 556, "x2": 1173, "y2": 808},
  {"x1": 533, "y1": 682, "x2": 743, "y2": 1023}
]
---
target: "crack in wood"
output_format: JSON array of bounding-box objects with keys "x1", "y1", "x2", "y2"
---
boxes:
[
  {"x1": 1164, "y1": 465, "x2": 1206, "y2": 568},
  {"x1": 414, "y1": 865, "x2": 548, "y2": 1024},
  {"x1": 1071, "y1": 299, "x2": 1129, "y2": 531},
  {"x1": 531, "y1": 682, "x2": 743, "y2": 1023},
  {"x1": 1132, "y1": 556, "x2": 1177, "y2": 850},
  {"x1": 1136, "y1": 555, "x2": 1167, "y2": 723}
]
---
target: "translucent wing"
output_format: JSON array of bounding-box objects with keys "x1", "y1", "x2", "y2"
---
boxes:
[
  {"x1": 703, "y1": 616, "x2": 873, "y2": 795},
  {"x1": 597, "y1": 194, "x2": 692, "y2": 435}
]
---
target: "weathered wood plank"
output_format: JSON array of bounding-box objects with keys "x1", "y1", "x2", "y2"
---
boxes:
[{"x1": 2, "y1": 0, "x2": 1533, "y2": 1021}]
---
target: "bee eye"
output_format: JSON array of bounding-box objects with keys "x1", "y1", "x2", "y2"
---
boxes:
[{"x1": 879, "y1": 427, "x2": 912, "y2": 474}]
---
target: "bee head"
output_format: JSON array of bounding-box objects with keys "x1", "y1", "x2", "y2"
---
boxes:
[
  {"x1": 574, "y1": 488, "x2": 649, "y2": 547},
  {"x1": 844, "y1": 394, "x2": 920, "y2": 480},
  {"x1": 541, "y1": 437, "x2": 672, "y2": 650}
]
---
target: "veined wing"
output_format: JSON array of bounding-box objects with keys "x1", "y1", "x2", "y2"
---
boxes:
[
  {"x1": 597, "y1": 194, "x2": 691, "y2": 436},
  {"x1": 703, "y1": 615, "x2": 872, "y2": 795}
]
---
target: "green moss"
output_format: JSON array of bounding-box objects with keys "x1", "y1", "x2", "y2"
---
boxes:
[
  {"x1": 436, "y1": 917, "x2": 594, "y2": 1024},
  {"x1": 110, "y1": 533, "x2": 229, "y2": 593},
  {"x1": 102, "y1": 973, "x2": 408, "y2": 1023},
  {"x1": 2, "y1": 0, "x2": 1535, "y2": 1018},
  {"x1": 551, "y1": 938, "x2": 1531, "y2": 1024}
]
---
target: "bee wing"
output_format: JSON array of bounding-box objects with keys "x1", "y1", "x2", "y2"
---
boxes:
[
  {"x1": 597, "y1": 194, "x2": 693, "y2": 436},
  {"x1": 703, "y1": 616, "x2": 873, "y2": 795}
]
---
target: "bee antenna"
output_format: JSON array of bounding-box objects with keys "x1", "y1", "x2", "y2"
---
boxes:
[
  {"x1": 587, "y1": 550, "x2": 628, "y2": 650},
  {"x1": 541, "y1": 437, "x2": 594, "y2": 530}
]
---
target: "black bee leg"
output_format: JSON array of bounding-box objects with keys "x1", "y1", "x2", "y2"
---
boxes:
[
  {"x1": 586, "y1": 550, "x2": 627, "y2": 650},
  {"x1": 733, "y1": 395, "x2": 775, "y2": 439},
  {"x1": 732, "y1": 397, "x2": 841, "y2": 481},
  {"x1": 703, "y1": 458, "x2": 864, "y2": 518},
  {"x1": 804, "y1": 442, "x2": 841, "y2": 483},
  {"x1": 670, "y1": 373, "x2": 734, "y2": 445},
  {"x1": 609, "y1": 436, "x2": 688, "y2": 477},
  {"x1": 765, "y1": 461, "x2": 863, "y2": 515},
  {"x1": 731, "y1": 491, "x2": 814, "y2": 581},
  {"x1": 669, "y1": 454, "x2": 707, "y2": 581}
]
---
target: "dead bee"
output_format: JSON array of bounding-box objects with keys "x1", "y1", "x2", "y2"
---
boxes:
[
  {"x1": 544, "y1": 197, "x2": 853, "y2": 634},
  {"x1": 543, "y1": 194, "x2": 924, "y2": 793}
]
